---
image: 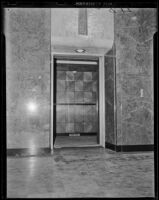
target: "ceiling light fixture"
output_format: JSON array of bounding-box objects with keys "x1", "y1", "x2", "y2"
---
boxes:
[{"x1": 75, "y1": 49, "x2": 85, "y2": 53}]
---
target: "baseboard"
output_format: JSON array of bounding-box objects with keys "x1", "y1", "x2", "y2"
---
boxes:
[
  {"x1": 105, "y1": 142, "x2": 116, "y2": 151},
  {"x1": 7, "y1": 143, "x2": 154, "y2": 157},
  {"x1": 7, "y1": 148, "x2": 51, "y2": 157},
  {"x1": 105, "y1": 142, "x2": 154, "y2": 152}
]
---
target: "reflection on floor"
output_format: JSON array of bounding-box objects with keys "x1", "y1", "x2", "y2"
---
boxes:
[
  {"x1": 54, "y1": 136, "x2": 98, "y2": 148},
  {"x1": 7, "y1": 148, "x2": 154, "y2": 198}
]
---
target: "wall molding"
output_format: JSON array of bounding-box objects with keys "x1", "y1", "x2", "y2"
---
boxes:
[
  {"x1": 105, "y1": 142, "x2": 154, "y2": 152},
  {"x1": 51, "y1": 53, "x2": 106, "y2": 150}
]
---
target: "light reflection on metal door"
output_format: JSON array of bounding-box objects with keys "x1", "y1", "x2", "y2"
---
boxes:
[{"x1": 54, "y1": 58, "x2": 99, "y2": 142}]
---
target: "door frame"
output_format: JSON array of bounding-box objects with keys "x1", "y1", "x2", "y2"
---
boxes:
[{"x1": 50, "y1": 53, "x2": 105, "y2": 150}]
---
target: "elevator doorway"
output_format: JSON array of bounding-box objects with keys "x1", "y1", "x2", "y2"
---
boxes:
[{"x1": 53, "y1": 57, "x2": 99, "y2": 148}]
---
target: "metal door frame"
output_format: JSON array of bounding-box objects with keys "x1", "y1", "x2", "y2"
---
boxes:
[{"x1": 50, "y1": 53, "x2": 105, "y2": 150}]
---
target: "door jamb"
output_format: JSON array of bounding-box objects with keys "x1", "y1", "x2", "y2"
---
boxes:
[{"x1": 50, "y1": 53, "x2": 105, "y2": 151}]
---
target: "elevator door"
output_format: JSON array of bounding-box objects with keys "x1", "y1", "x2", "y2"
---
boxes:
[{"x1": 54, "y1": 58, "x2": 99, "y2": 145}]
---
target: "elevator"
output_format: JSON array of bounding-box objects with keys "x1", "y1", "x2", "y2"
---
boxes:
[{"x1": 53, "y1": 57, "x2": 99, "y2": 148}]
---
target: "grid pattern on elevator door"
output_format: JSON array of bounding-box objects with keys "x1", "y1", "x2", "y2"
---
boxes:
[{"x1": 56, "y1": 67, "x2": 98, "y2": 135}]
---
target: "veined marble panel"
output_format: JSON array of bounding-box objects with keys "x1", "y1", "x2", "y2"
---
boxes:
[
  {"x1": 105, "y1": 103, "x2": 115, "y2": 144},
  {"x1": 121, "y1": 97, "x2": 153, "y2": 120},
  {"x1": 115, "y1": 8, "x2": 156, "y2": 146},
  {"x1": 120, "y1": 75, "x2": 153, "y2": 100},
  {"x1": 115, "y1": 30, "x2": 154, "y2": 76},
  {"x1": 105, "y1": 79, "x2": 114, "y2": 104},
  {"x1": 117, "y1": 97, "x2": 154, "y2": 145},
  {"x1": 105, "y1": 54, "x2": 116, "y2": 145},
  {"x1": 6, "y1": 8, "x2": 51, "y2": 148},
  {"x1": 117, "y1": 122, "x2": 153, "y2": 145}
]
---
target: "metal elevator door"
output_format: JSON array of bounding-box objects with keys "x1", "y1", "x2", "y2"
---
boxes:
[{"x1": 53, "y1": 58, "x2": 99, "y2": 144}]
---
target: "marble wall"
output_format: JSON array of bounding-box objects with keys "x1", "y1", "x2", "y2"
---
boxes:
[
  {"x1": 105, "y1": 45, "x2": 116, "y2": 145},
  {"x1": 6, "y1": 8, "x2": 51, "y2": 148},
  {"x1": 6, "y1": 8, "x2": 157, "y2": 149},
  {"x1": 114, "y1": 8, "x2": 157, "y2": 145}
]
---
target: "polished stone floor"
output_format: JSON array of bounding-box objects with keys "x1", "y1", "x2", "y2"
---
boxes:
[{"x1": 7, "y1": 148, "x2": 154, "y2": 198}]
